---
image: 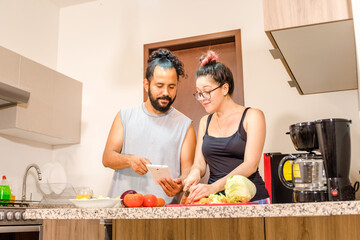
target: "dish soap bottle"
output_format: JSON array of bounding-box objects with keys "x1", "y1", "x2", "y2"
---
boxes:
[{"x1": 0, "y1": 175, "x2": 11, "y2": 204}]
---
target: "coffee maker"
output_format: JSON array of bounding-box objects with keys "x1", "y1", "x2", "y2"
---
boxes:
[
  {"x1": 278, "y1": 118, "x2": 357, "y2": 202},
  {"x1": 315, "y1": 118, "x2": 357, "y2": 201}
]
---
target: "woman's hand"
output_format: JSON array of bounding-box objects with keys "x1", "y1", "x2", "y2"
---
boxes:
[
  {"x1": 188, "y1": 184, "x2": 215, "y2": 203},
  {"x1": 183, "y1": 169, "x2": 201, "y2": 192}
]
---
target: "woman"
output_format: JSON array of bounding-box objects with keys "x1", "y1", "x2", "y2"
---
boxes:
[{"x1": 183, "y1": 51, "x2": 269, "y2": 204}]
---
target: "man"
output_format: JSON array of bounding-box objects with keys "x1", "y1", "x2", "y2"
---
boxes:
[{"x1": 103, "y1": 49, "x2": 196, "y2": 204}]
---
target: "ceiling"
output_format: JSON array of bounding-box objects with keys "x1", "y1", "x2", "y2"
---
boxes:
[{"x1": 48, "y1": 0, "x2": 97, "y2": 7}]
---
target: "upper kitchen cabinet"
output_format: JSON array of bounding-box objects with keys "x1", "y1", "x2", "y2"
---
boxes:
[
  {"x1": 263, "y1": 0, "x2": 357, "y2": 94},
  {"x1": 0, "y1": 46, "x2": 82, "y2": 145}
]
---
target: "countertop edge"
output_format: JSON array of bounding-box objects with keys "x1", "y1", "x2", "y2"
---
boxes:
[{"x1": 24, "y1": 201, "x2": 360, "y2": 220}]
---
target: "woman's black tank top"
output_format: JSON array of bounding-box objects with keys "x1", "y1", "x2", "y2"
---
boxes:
[{"x1": 202, "y1": 107, "x2": 269, "y2": 201}]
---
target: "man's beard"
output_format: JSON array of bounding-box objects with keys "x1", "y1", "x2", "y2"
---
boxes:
[{"x1": 148, "y1": 88, "x2": 176, "y2": 113}]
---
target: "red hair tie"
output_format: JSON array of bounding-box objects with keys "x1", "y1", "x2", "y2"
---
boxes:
[
  {"x1": 200, "y1": 51, "x2": 218, "y2": 66},
  {"x1": 201, "y1": 58, "x2": 209, "y2": 66}
]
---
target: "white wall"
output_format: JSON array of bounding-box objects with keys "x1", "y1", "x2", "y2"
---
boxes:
[
  {"x1": 1, "y1": 0, "x2": 360, "y2": 200},
  {"x1": 0, "y1": 0, "x2": 59, "y2": 69},
  {"x1": 0, "y1": 0, "x2": 60, "y2": 201}
]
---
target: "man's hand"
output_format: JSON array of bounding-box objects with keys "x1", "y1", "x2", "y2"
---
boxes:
[
  {"x1": 158, "y1": 178, "x2": 183, "y2": 197},
  {"x1": 129, "y1": 156, "x2": 151, "y2": 175}
]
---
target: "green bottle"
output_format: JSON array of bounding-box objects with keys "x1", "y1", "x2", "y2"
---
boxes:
[{"x1": 0, "y1": 175, "x2": 11, "y2": 204}]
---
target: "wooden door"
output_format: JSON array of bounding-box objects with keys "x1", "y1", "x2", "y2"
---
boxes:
[{"x1": 144, "y1": 30, "x2": 244, "y2": 134}]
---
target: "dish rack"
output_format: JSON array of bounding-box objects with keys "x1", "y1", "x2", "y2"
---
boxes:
[{"x1": 38, "y1": 183, "x2": 76, "y2": 207}]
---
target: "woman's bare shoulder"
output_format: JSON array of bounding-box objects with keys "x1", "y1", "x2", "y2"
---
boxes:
[
  {"x1": 244, "y1": 108, "x2": 265, "y2": 131},
  {"x1": 247, "y1": 107, "x2": 265, "y2": 119}
]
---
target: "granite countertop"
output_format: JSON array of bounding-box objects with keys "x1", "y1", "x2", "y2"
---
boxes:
[{"x1": 25, "y1": 200, "x2": 360, "y2": 220}]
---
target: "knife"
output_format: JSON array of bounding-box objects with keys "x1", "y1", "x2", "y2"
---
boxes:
[
  {"x1": 184, "y1": 189, "x2": 190, "y2": 197},
  {"x1": 180, "y1": 189, "x2": 191, "y2": 204}
]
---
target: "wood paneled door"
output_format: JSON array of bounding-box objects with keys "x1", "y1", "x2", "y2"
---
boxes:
[{"x1": 144, "y1": 30, "x2": 244, "y2": 135}]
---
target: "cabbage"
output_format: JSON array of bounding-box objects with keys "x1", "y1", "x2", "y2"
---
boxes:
[{"x1": 224, "y1": 175, "x2": 256, "y2": 203}]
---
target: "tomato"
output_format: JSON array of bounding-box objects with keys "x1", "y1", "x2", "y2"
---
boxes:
[
  {"x1": 120, "y1": 190, "x2": 137, "y2": 207},
  {"x1": 124, "y1": 193, "x2": 144, "y2": 207},
  {"x1": 156, "y1": 198, "x2": 165, "y2": 207},
  {"x1": 143, "y1": 194, "x2": 158, "y2": 207}
]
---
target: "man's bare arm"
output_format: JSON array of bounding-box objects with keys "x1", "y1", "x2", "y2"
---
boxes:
[{"x1": 102, "y1": 112, "x2": 151, "y2": 175}]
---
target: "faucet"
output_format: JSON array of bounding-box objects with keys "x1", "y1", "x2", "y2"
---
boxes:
[{"x1": 22, "y1": 164, "x2": 42, "y2": 202}]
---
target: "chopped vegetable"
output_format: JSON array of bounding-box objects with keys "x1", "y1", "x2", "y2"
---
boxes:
[
  {"x1": 187, "y1": 193, "x2": 227, "y2": 205},
  {"x1": 224, "y1": 175, "x2": 256, "y2": 203},
  {"x1": 193, "y1": 197, "x2": 213, "y2": 204},
  {"x1": 208, "y1": 193, "x2": 227, "y2": 203}
]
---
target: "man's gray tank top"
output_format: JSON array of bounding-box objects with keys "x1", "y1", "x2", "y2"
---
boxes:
[{"x1": 108, "y1": 103, "x2": 192, "y2": 204}]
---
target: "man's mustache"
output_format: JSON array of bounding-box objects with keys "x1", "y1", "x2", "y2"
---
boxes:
[{"x1": 157, "y1": 96, "x2": 171, "y2": 101}]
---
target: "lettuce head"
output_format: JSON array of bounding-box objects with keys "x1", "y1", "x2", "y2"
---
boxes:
[{"x1": 224, "y1": 175, "x2": 256, "y2": 203}]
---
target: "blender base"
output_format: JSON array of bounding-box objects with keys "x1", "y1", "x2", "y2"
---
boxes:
[{"x1": 293, "y1": 190, "x2": 328, "y2": 203}]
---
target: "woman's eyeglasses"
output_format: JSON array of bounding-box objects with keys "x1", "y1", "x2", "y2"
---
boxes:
[{"x1": 193, "y1": 84, "x2": 224, "y2": 101}]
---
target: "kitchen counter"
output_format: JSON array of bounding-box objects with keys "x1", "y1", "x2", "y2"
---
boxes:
[
  {"x1": 28, "y1": 201, "x2": 360, "y2": 240},
  {"x1": 25, "y1": 200, "x2": 360, "y2": 220}
]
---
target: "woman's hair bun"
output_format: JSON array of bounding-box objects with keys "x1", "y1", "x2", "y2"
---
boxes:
[{"x1": 200, "y1": 50, "x2": 218, "y2": 66}]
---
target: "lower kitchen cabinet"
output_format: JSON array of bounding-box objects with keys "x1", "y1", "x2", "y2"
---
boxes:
[
  {"x1": 41, "y1": 215, "x2": 360, "y2": 240},
  {"x1": 265, "y1": 215, "x2": 360, "y2": 240},
  {"x1": 113, "y1": 215, "x2": 360, "y2": 240},
  {"x1": 185, "y1": 218, "x2": 264, "y2": 239},
  {"x1": 113, "y1": 218, "x2": 265, "y2": 240},
  {"x1": 113, "y1": 219, "x2": 186, "y2": 240},
  {"x1": 43, "y1": 219, "x2": 105, "y2": 240}
]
